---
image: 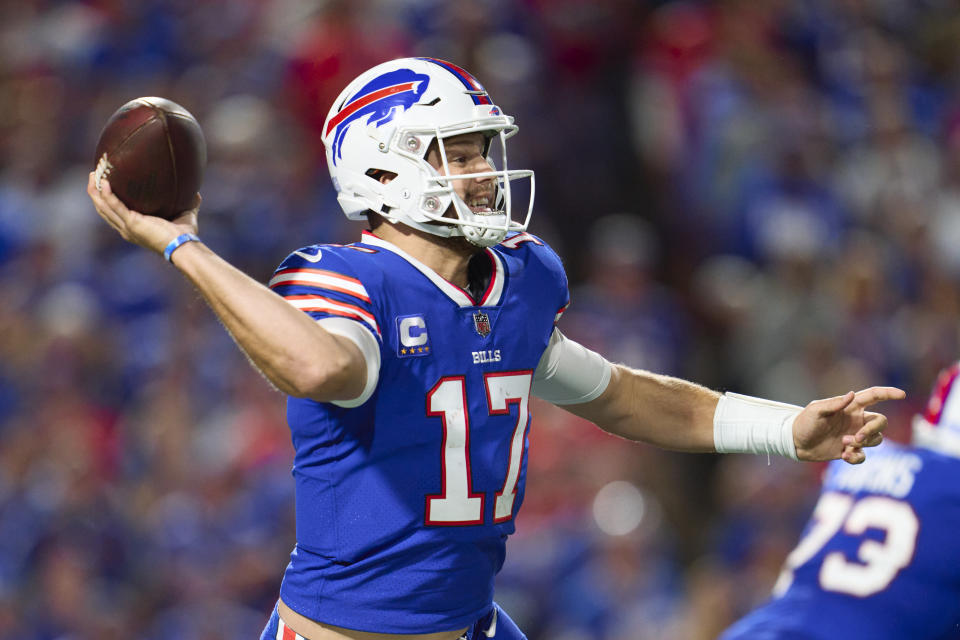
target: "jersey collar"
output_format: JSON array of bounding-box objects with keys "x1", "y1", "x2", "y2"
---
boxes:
[{"x1": 360, "y1": 231, "x2": 505, "y2": 308}]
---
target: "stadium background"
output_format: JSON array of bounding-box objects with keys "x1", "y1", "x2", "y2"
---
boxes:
[{"x1": 0, "y1": 0, "x2": 956, "y2": 637}]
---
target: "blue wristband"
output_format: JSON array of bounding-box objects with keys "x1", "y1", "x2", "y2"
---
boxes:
[{"x1": 163, "y1": 233, "x2": 201, "y2": 262}]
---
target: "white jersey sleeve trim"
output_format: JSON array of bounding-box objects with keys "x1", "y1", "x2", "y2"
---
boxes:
[
  {"x1": 532, "y1": 328, "x2": 612, "y2": 405},
  {"x1": 316, "y1": 317, "x2": 381, "y2": 408}
]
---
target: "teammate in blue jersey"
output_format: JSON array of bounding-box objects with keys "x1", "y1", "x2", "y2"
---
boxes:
[
  {"x1": 721, "y1": 362, "x2": 960, "y2": 640},
  {"x1": 87, "y1": 57, "x2": 904, "y2": 640}
]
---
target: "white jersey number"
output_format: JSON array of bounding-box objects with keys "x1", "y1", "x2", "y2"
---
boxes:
[
  {"x1": 425, "y1": 372, "x2": 532, "y2": 525},
  {"x1": 773, "y1": 491, "x2": 920, "y2": 598}
]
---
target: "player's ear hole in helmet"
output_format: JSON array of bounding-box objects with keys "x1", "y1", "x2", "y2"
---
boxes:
[{"x1": 322, "y1": 57, "x2": 534, "y2": 248}]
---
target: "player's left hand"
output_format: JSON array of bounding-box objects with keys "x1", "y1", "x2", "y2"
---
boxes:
[{"x1": 793, "y1": 386, "x2": 906, "y2": 464}]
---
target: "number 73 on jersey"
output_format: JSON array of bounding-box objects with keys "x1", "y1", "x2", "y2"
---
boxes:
[
  {"x1": 773, "y1": 491, "x2": 920, "y2": 597},
  {"x1": 425, "y1": 371, "x2": 533, "y2": 526}
]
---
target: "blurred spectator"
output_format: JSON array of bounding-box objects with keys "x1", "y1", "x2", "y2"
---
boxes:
[{"x1": 565, "y1": 213, "x2": 689, "y2": 377}]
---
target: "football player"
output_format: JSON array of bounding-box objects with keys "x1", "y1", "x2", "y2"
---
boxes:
[
  {"x1": 721, "y1": 362, "x2": 960, "y2": 640},
  {"x1": 87, "y1": 58, "x2": 903, "y2": 640}
]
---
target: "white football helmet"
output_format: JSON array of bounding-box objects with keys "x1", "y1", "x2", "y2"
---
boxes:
[
  {"x1": 321, "y1": 57, "x2": 534, "y2": 248},
  {"x1": 913, "y1": 362, "x2": 960, "y2": 457}
]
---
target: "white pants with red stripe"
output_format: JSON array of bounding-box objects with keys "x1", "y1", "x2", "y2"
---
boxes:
[{"x1": 259, "y1": 604, "x2": 305, "y2": 640}]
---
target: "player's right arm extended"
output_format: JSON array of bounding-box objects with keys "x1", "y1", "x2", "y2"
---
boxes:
[
  {"x1": 87, "y1": 174, "x2": 367, "y2": 402},
  {"x1": 169, "y1": 241, "x2": 368, "y2": 401}
]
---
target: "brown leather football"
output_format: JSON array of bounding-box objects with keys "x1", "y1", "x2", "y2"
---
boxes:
[{"x1": 94, "y1": 97, "x2": 206, "y2": 219}]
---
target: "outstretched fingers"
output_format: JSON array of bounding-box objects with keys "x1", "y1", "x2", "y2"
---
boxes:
[
  {"x1": 98, "y1": 176, "x2": 137, "y2": 221},
  {"x1": 842, "y1": 389, "x2": 901, "y2": 459},
  {"x1": 87, "y1": 172, "x2": 125, "y2": 232},
  {"x1": 851, "y1": 386, "x2": 907, "y2": 409},
  {"x1": 815, "y1": 390, "x2": 856, "y2": 417}
]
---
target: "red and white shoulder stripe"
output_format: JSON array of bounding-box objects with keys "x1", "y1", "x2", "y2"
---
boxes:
[
  {"x1": 500, "y1": 231, "x2": 543, "y2": 249},
  {"x1": 283, "y1": 294, "x2": 379, "y2": 336},
  {"x1": 269, "y1": 268, "x2": 371, "y2": 303}
]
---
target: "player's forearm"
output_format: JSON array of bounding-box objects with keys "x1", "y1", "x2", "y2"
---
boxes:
[
  {"x1": 566, "y1": 365, "x2": 720, "y2": 452},
  {"x1": 169, "y1": 242, "x2": 362, "y2": 400}
]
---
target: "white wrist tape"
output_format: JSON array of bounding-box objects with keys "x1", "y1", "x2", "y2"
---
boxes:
[{"x1": 713, "y1": 392, "x2": 801, "y2": 460}]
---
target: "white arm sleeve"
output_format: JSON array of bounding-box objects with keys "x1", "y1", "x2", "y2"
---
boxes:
[
  {"x1": 532, "y1": 328, "x2": 612, "y2": 405},
  {"x1": 316, "y1": 317, "x2": 381, "y2": 408}
]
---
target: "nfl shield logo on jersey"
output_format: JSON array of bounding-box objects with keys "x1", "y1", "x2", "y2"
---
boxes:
[{"x1": 473, "y1": 311, "x2": 491, "y2": 338}]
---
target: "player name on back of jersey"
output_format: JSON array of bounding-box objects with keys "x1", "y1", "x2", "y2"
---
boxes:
[{"x1": 824, "y1": 448, "x2": 923, "y2": 499}]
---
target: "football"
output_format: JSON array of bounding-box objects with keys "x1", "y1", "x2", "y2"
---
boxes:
[{"x1": 94, "y1": 97, "x2": 206, "y2": 219}]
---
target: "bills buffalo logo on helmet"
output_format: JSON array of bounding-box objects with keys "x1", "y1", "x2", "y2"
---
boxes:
[{"x1": 327, "y1": 68, "x2": 431, "y2": 165}]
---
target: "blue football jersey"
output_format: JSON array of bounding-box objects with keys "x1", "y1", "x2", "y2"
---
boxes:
[
  {"x1": 721, "y1": 441, "x2": 960, "y2": 640},
  {"x1": 268, "y1": 231, "x2": 569, "y2": 634}
]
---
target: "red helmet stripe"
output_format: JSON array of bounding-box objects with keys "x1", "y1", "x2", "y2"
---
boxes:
[
  {"x1": 923, "y1": 363, "x2": 960, "y2": 425},
  {"x1": 326, "y1": 82, "x2": 416, "y2": 136},
  {"x1": 417, "y1": 57, "x2": 492, "y2": 105}
]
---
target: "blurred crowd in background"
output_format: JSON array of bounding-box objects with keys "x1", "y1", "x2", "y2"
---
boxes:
[{"x1": 1, "y1": 0, "x2": 959, "y2": 638}]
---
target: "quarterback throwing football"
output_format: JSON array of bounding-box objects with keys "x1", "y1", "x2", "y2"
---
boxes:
[{"x1": 88, "y1": 58, "x2": 903, "y2": 640}]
